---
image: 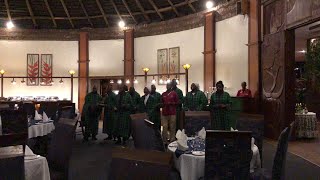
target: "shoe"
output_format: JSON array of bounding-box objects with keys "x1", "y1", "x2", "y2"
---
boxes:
[
  {"x1": 92, "y1": 137, "x2": 97, "y2": 141},
  {"x1": 115, "y1": 139, "x2": 122, "y2": 145}
]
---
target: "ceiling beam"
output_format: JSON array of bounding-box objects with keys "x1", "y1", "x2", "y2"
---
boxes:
[
  {"x1": 168, "y1": 0, "x2": 180, "y2": 17},
  {"x1": 110, "y1": 0, "x2": 122, "y2": 21},
  {"x1": 4, "y1": 0, "x2": 12, "y2": 20},
  {"x1": 44, "y1": 0, "x2": 57, "y2": 28},
  {"x1": 95, "y1": 0, "x2": 109, "y2": 27},
  {"x1": 60, "y1": 0, "x2": 74, "y2": 28},
  {"x1": 79, "y1": 0, "x2": 94, "y2": 27},
  {"x1": 148, "y1": 0, "x2": 164, "y2": 20},
  {"x1": 122, "y1": 0, "x2": 137, "y2": 24},
  {"x1": 186, "y1": 0, "x2": 196, "y2": 13},
  {"x1": 26, "y1": 0, "x2": 37, "y2": 27},
  {"x1": 134, "y1": 0, "x2": 150, "y2": 22}
]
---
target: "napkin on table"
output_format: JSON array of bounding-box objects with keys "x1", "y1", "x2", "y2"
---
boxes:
[
  {"x1": 34, "y1": 110, "x2": 42, "y2": 120},
  {"x1": 176, "y1": 129, "x2": 188, "y2": 151},
  {"x1": 197, "y1": 127, "x2": 206, "y2": 139},
  {"x1": 25, "y1": 146, "x2": 35, "y2": 156},
  {"x1": 42, "y1": 111, "x2": 50, "y2": 122}
]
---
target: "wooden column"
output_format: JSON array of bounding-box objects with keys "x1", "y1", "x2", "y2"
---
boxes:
[
  {"x1": 124, "y1": 29, "x2": 134, "y2": 87},
  {"x1": 78, "y1": 32, "x2": 89, "y2": 113},
  {"x1": 203, "y1": 11, "x2": 216, "y2": 92},
  {"x1": 248, "y1": 0, "x2": 261, "y2": 98}
]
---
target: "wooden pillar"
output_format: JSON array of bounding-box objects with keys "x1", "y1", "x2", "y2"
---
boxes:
[
  {"x1": 248, "y1": 0, "x2": 261, "y2": 98},
  {"x1": 78, "y1": 32, "x2": 89, "y2": 113},
  {"x1": 124, "y1": 29, "x2": 134, "y2": 87},
  {"x1": 203, "y1": 11, "x2": 216, "y2": 92}
]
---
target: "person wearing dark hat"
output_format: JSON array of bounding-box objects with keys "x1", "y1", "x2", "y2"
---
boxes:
[{"x1": 209, "y1": 81, "x2": 232, "y2": 130}]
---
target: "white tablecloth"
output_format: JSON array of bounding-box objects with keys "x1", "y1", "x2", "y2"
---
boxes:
[
  {"x1": 295, "y1": 112, "x2": 318, "y2": 138},
  {"x1": 28, "y1": 122, "x2": 55, "y2": 139},
  {"x1": 168, "y1": 140, "x2": 261, "y2": 180},
  {"x1": 0, "y1": 145, "x2": 50, "y2": 180},
  {"x1": 25, "y1": 155, "x2": 50, "y2": 180}
]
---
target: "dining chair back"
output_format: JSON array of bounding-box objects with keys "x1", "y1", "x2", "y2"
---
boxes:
[
  {"x1": 184, "y1": 111, "x2": 211, "y2": 136},
  {"x1": 47, "y1": 121, "x2": 76, "y2": 178},
  {"x1": 130, "y1": 113, "x2": 165, "y2": 152},
  {"x1": 205, "y1": 130, "x2": 252, "y2": 180}
]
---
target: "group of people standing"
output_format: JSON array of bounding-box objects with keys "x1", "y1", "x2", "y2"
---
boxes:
[{"x1": 82, "y1": 79, "x2": 252, "y2": 145}]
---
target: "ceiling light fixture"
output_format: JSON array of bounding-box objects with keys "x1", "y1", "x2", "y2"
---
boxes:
[
  {"x1": 117, "y1": 79, "x2": 122, "y2": 84},
  {"x1": 206, "y1": 1, "x2": 214, "y2": 9},
  {"x1": 118, "y1": 20, "x2": 125, "y2": 28},
  {"x1": 159, "y1": 78, "x2": 164, "y2": 84},
  {"x1": 6, "y1": 21, "x2": 14, "y2": 29},
  {"x1": 134, "y1": 79, "x2": 138, "y2": 84},
  {"x1": 59, "y1": 78, "x2": 64, "y2": 84},
  {"x1": 151, "y1": 76, "x2": 156, "y2": 84},
  {"x1": 110, "y1": 80, "x2": 114, "y2": 84},
  {"x1": 126, "y1": 79, "x2": 130, "y2": 84},
  {"x1": 21, "y1": 78, "x2": 26, "y2": 84}
]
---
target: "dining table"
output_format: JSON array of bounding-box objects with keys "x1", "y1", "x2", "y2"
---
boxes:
[
  {"x1": 168, "y1": 137, "x2": 261, "y2": 180},
  {"x1": 28, "y1": 119, "x2": 55, "y2": 139},
  {"x1": 295, "y1": 112, "x2": 318, "y2": 138},
  {"x1": 0, "y1": 145, "x2": 51, "y2": 180}
]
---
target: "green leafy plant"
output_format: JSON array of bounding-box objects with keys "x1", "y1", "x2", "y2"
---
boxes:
[{"x1": 305, "y1": 40, "x2": 320, "y2": 92}]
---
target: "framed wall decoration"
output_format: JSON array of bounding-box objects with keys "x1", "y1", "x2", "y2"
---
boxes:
[
  {"x1": 27, "y1": 54, "x2": 39, "y2": 86},
  {"x1": 40, "y1": 54, "x2": 53, "y2": 86},
  {"x1": 157, "y1": 48, "x2": 168, "y2": 85},
  {"x1": 169, "y1": 47, "x2": 180, "y2": 81}
]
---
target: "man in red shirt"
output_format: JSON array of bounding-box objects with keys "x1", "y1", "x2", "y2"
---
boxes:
[
  {"x1": 161, "y1": 82, "x2": 179, "y2": 143},
  {"x1": 236, "y1": 82, "x2": 252, "y2": 98}
]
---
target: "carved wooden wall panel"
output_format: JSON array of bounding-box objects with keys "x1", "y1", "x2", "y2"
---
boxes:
[
  {"x1": 264, "y1": 0, "x2": 285, "y2": 35},
  {"x1": 285, "y1": 0, "x2": 320, "y2": 29}
]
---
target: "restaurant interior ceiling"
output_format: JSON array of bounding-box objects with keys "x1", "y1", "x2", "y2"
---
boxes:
[{"x1": 0, "y1": 0, "x2": 228, "y2": 29}]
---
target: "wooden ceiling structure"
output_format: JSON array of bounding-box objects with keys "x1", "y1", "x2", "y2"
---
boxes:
[{"x1": 0, "y1": 0, "x2": 228, "y2": 29}]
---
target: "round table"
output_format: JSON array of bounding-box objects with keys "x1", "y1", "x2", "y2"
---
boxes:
[
  {"x1": 168, "y1": 138, "x2": 261, "y2": 180},
  {"x1": 295, "y1": 112, "x2": 318, "y2": 138},
  {"x1": 28, "y1": 122, "x2": 55, "y2": 139}
]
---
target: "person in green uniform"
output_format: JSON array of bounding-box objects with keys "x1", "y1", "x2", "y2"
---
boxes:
[
  {"x1": 129, "y1": 87, "x2": 140, "y2": 114},
  {"x1": 209, "y1": 81, "x2": 232, "y2": 130},
  {"x1": 103, "y1": 84, "x2": 117, "y2": 140},
  {"x1": 115, "y1": 84, "x2": 133, "y2": 145},
  {"x1": 171, "y1": 79, "x2": 183, "y2": 130},
  {"x1": 139, "y1": 86, "x2": 156, "y2": 123},
  {"x1": 150, "y1": 84, "x2": 162, "y2": 130},
  {"x1": 82, "y1": 86, "x2": 102, "y2": 141},
  {"x1": 184, "y1": 83, "x2": 208, "y2": 111}
]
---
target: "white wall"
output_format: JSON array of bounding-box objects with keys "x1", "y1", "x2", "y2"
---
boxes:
[
  {"x1": 0, "y1": 40, "x2": 78, "y2": 105},
  {"x1": 135, "y1": 27, "x2": 205, "y2": 95},
  {"x1": 89, "y1": 40, "x2": 124, "y2": 76},
  {"x1": 216, "y1": 15, "x2": 249, "y2": 96}
]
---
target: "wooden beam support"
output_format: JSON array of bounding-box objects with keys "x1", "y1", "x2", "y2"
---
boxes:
[
  {"x1": 4, "y1": 0, "x2": 11, "y2": 20},
  {"x1": 26, "y1": 0, "x2": 37, "y2": 27},
  {"x1": 124, "y1": 29, "x2": 135, "y2": 88},
  {"x1": 122, "y1": 0, "x2": 137, "y2": 24},
  {"x1": 168, "y1": 0, "x2": 179, "y2": 17},
  {"x1": 44, "y1": 0, "x2": 57, "y2": 28},
  {"x1": 135, "y1": 0, "x2": 151, "y2": 22},
  {"x1": 186, "y1": 0, "x2": 196, "y2": 13},
  {"x1": 148, "y1": 0, "x2": 164, "y2": 20},
  {"x1": 203, "y1": 12, "x2": 215, "y2": 92},
  {"x1": 78, "y1": 32, "x2": 89, "y2": 113},
  {"x1": 248, "y1": 0, "x2": 260, "y2": 99},
  {"x1": 60, "y1": 0, "x2": 74, "y2": 28},
  {"x1": 96, "y1": 0, "x2": 109, "y2": 27},
  {"x1": 79, "y1": 0, "x2": 94, "y2": 27},
  {"x1": 111, "y1": 0, "x2": 123, "y2": 21}
]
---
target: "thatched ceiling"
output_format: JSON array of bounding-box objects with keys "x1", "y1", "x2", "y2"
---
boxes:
[{"x1": 0, "y1": 0, "x2": 228, "y2": 29}]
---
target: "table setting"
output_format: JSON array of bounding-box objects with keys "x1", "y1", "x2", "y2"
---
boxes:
[
  {"x1": 294, "y1": 111, "x2": 318, "y2": 138},
  {"x1": 28, "y1": 111, "x2": 55, "y2": 139},
  {"x1": 167, "y1": 127, "x2": 261, "y2": 180}
]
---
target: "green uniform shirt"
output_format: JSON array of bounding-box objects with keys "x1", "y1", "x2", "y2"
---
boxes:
[
  {"x1": 184, "y1": 90, "x2": 208, "y2": 111},
  {"x1": 209, "y1": 91, "x2": 231, "y2": 130}
]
